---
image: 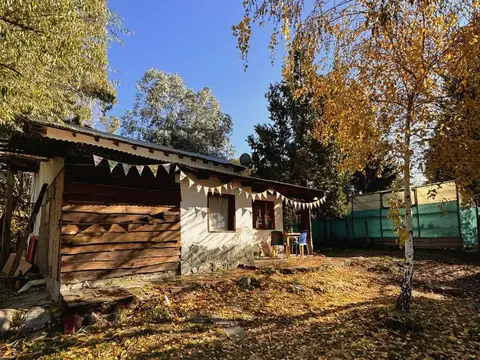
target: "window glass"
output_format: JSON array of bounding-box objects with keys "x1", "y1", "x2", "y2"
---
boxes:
[
  {"x1": 208, "y1": 195, "x2": 234, "y2": 231},
  {"x1": 253, "y1": 201, "x2": 275, "y2": 230}
]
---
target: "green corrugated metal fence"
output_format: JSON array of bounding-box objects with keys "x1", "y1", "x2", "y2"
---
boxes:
[{"x1": 310, "y1": 182, "x2": 479, "y2": 250}]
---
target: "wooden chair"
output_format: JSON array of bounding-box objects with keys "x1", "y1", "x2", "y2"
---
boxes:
[{"x1": 270, "y1": 231, "x2": 284, "y2": 258}]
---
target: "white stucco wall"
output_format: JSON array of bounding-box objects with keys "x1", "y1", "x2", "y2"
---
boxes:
[
  {"x1": 179, "y1": 174, "x2": 283, "y2": 274},
  {"x1": 31, "y1": 157, "x2": 65, "y2": 234}
]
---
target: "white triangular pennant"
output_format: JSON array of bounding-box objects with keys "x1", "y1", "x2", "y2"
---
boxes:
[
  {"x1": 107, "y1": 160, "x2": 118, "y2": 173},
  {"x1": 197, "y1": 184, "x2": 202, "y2": 193},
  {"x1": 276, "y1": 192, "x2": 281, "y2": 199},
  {"x1": 148, "y1": 164, "x2": 159, "y2": 177},
  {"x1": 179, "y1": 171, "x2": 187, "y2": 181},
  {"x1": 245, "y1": 191, "x2": 250, "y2": 199},
  {"x1": 217, "y1": 186, "x2": 222, "y2": 195},
  {"x1": 223, "y1": 183, "x2": 229, "y2": 190},
  {"x1": 136, "y1": 165, "x2": 145, "y2": 175},
  {"x1": 210, "y1": 187, "x2": 216, "y2": 195},
  {"x1": 162, "y1": 163, "x2": 171, "y2": 174},
  {"x1": 268, "y1": 189, "x2": 274, "y2": 194},
  {"x1": 93, "y1": 155, "x2": 103, "y2": 167},
  {"x1": 188, "y1": 178, "x2": 195, "y2": 188},
  {"x1": 122, "y1": 163, "x2": 132, "y2": 175},
  {"x1": 252, "y1": 193, "x2": 257, "y2": 200},
  {"x1": 203, "y1": 187, "x2": 209, "y2": 196},
  {"x1": 238, "y1": 188, "x2": 243, "y2": 195}
]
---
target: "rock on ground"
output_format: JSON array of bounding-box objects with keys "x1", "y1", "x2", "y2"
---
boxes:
[
  {"x1": 19, "y1": 307, "x2": 51, "y2": 333},
  {"x1": 0, "y1": 309, "x2": 21, "y2": 333},
  {"x1": 223, "y1": 325, "x2": 245, "y2": 340}
]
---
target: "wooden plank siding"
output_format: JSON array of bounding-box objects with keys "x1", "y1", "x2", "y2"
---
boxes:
[
  {"x1": 35, "y1": 170, "x2": 65, "y2": 281},
  {"x1": 60, "y1": 155, "x2": 181, "y2": 283}
]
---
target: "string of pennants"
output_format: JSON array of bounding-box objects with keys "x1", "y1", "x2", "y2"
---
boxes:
[{"x1": 92, "y1": 154, "x2": 326, "y2": 209}]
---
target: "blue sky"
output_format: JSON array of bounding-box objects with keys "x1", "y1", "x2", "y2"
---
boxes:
[{"x1": 107, "y1": 1, "x2": 285, "y2": 157}]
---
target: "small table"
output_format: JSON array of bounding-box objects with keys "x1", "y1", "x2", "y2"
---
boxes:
[{"x1": 283, "y1": 232, "x2": 300, "y2": 259}]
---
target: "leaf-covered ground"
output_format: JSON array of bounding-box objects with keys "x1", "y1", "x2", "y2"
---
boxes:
[{"x1": 2, "y1": 250, "x2": 480, "y2": 359}]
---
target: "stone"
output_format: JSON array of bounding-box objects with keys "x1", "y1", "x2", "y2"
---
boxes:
[
  {"x1": 90, "y1": 312, "x2": 110, "y2": 327},
  {"x1": 19, "y1": 307, "x2": 51, "y2": 333},
  {"x1": 238, "y1": 276, "x2": 251, "y2": 289},
  {"x1": 0, "y1": 309, "x2": 21, "y2": 333},
  {"x1": 223, "y1": 325, "x2": 245, "y2": 340},
  {"x1": 190, "y1": 314, "x2": 237, "y2": 327}
]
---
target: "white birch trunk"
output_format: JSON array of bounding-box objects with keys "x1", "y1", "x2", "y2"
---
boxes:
[{"x1": 397, "y1": 107, "x2": 414, "y2": 311}]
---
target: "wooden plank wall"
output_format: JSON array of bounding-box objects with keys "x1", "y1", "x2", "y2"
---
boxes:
[
  {"x1": 60, "y1": 155, "x2": 181, "y2": 283},
  {"x1": 36, "y1": 170, "x2": 65, "y2": 279}
]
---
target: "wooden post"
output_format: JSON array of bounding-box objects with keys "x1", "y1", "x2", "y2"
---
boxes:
[
  {"x1": 300, "y1": 208, "x2": 313, "y2": 255},
  {"x1": 1, "y1": 167, "x2": 15, "y2": 268},
  {"x1": 7, "y1": 183, "x2": 47, "y2": 279},
  {"x1": 476, "y1": 197, "x2": 479, "y2": 249},
  {"x1": 307, "y1": 208, "x2": 313, "y2": 255}
]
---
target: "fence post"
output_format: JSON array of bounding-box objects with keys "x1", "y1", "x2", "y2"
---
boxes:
[
  {"x1": 345, "y1": 217, "x2": 351, "y2": 245},
  {"x1": 414, "y1": 189, "x2": 421, "y2": 238},
  {"x1": 379, "y1": 193, "x2": 384, "y2": 246},
  {"x1": 365, "y1": 219, "x2": 370, "y2": 246},
  {"x1": 351, "y1": 200, "x2": 355, "y2": 237},
  {"x1": 455, "y1": 185, "x2": 463, "y2": 244}
]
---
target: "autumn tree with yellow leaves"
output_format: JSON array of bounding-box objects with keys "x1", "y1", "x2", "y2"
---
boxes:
[{"x1": 233, "y1": 0, "x2": 480, "y2": 311}]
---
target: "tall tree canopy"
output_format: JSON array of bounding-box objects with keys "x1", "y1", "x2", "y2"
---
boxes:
[
  {"x1": 234, "y1": 0, "x2": 480, "y2": 311},
  {"x1": 0, "y1": 0, "x2": 123, "y2": 126},
  {"x1": 121, "y1": 69, "x2": 234, "y2": 158},
  {"x1": 248, "y1": 78, "x2": 397, "y2": 220}
]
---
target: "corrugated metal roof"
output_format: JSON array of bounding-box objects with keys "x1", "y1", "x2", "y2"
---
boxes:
[
  {"x1": 25, "y1": 117, "x2": 243, "y2": 169},
  {"x1": 19, "y1": 117, "x2": 324, "y2": 199}
]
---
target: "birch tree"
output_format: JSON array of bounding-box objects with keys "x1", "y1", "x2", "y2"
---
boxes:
[{"x1": 234, "y1": 0, "x2": 480, "y2": 311}]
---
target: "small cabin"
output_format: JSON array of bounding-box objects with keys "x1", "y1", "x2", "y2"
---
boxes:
[{"x1": 1, "y1": 119, "x2": 323, "y2": 299}]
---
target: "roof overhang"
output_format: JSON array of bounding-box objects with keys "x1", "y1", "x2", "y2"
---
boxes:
[{"x1": 2, "y1": 119, "x2": 324, "y2": 200}]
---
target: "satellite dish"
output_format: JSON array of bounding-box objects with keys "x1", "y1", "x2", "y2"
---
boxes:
[{"x1": 239, "y1": 153, "x2": 252, "y2": 167}]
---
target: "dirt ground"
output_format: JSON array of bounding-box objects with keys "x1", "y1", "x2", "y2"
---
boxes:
[{"x1": 2, "y1": 249, "x2": 480, "y2": 359}]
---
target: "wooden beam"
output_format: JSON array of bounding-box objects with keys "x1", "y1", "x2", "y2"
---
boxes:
[
  {"x1": 0, "y1": 167, "x2": 15, "y2": 268},
  {"x1": 196, "y1": 172, "x2": 210, "y2": 180},
  {"x1": 7, "y1": 183, "x2": 48, "y2": 278}
]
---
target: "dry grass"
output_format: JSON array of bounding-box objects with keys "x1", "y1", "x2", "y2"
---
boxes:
[{"x1": 2, "y1": 250, "x2": 480, "y2": 359}]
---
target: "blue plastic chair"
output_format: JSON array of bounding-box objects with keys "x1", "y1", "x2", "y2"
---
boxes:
[{"x1": 299, "y1": 230, "x2": 308, "y2": 256}]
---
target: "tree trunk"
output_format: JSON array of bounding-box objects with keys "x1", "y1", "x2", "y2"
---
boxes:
[
  {"x1": 397, "y1": 104, "x2": 414, "y2": 311},
  {"x1": 1, "y1": 167, "x2": 15, "y2": 268}
]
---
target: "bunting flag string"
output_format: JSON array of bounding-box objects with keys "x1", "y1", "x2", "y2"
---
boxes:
[
  {"x1": 93, "y1": 154, "x2": 103, "y2": 167},
  {"x1": 107, "y1": 159, "x2": 118, "y2": 173},
  {"x1": 122, "y1": 163, "x2": 132, "y2": 175},
  {"x1": 92, "y1": 153, "x2": 326, "y2": 209},
  {"x1": 136, "y1": 165, "x2": 145, "y2": 175},
  {"x1": 148, "y1": 164, "x2": 159, "y2": 177}
]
